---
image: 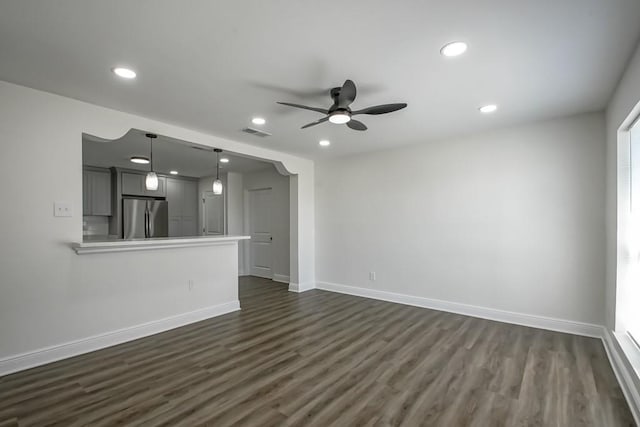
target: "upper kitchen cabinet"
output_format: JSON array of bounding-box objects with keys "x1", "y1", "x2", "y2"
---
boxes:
[
  {"x1": 121, "y1": 172, "x2": 166, "y2": 197},
  {"x1": 83, "y1": 168, "x2": 112, "y2": 216},
  {"x1": 166, "y1": 177, "x2": 198, "y2": 236}
]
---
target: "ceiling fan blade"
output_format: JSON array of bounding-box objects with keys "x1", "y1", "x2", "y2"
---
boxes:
[
  {"x1": 347, "y1": 119, "x2": 367, "y2": 131},
  {"x1": 301, "y1": 116, "x2": 329, "y2": 129},
  {"x1": 352, "y1": 103, "x2": 408, "y2": 115},
  {"x1": 338, "y1": 79, "x2": 357, "y2": 107},
  {"x1": 277, "y1": 102, "x2": 329, "y2": 114}
]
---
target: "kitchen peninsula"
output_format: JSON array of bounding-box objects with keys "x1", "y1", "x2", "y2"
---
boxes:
[{"x1": 57, "y1": 232, "x2": 251, "y2": 372}]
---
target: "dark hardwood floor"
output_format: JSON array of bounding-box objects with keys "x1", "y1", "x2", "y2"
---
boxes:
[{"x1": 0, "y1": 276, "x2": 635, "y2": 426}]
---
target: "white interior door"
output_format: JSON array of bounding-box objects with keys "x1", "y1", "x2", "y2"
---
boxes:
[
  {"x1": 203, "y1": 191, "x2": 225, "y2": 235},
  {"x1": 249, "y1": 188, "x2": 272, "y2": 278}
]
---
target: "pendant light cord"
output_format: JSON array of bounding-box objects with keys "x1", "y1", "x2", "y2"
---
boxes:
[
  {"x1": 216, "y1": 150, "x2": 220, "y2": 179},
  {"x1": 149, "y1": 136, "x2": 153, "y2": 172}
]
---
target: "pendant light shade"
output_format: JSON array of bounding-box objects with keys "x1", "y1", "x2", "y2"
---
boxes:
[
  {"x1": 146, "y1": 171, "x2": 159, "y2": 191},
  {"x1": 213, "y1": 179, "x2": 223, "y2": 195},
  {"x1": 144, "y1": 133, "x2": 159, "y2": 191},
  {"x1": 213, "y1": 148, "x2": 223, "y2": 195}
]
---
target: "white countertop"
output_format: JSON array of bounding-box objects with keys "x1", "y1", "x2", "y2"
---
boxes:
[{"x1": 73, "y1": 235, "x2": 250, "y2": 254}]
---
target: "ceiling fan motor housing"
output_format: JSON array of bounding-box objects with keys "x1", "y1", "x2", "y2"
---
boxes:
[
  {"x1": 330, "y1": 86, "x2": 351, "y2": 110},
  {"x1": 277, "y1": 79, "x2": 407, "y2": 131}
]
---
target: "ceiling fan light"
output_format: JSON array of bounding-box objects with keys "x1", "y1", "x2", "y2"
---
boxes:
[{"x1": 329, "y1": 113, "x2": 351, "y2": 124}]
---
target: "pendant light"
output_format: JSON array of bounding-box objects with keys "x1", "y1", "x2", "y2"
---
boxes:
[
  {"x1": 213, "y1": 148, "x2": 223, "y2": 195},
  {"x1": 145, "y1": 133, "x2": 159, "y2": 191}
]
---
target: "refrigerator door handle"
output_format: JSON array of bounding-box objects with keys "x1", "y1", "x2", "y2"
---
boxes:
[
  {"x1": 148, "y1": 208, "x2": 154, "y2": 238},
  {"x1": 144, "y1": 207, "x2": 150, "y2": 238}
]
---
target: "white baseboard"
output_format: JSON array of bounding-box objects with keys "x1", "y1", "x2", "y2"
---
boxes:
[
  {"x1": 601, "y1": 329, "x2": 640, "y2": 424},
  {"x1": 273, "y1": 274, "x2": 290, "y2": 284},
  {"x1": 315, "y1": 281, "x2": 602, "y2": 338},
  {"x1": 0, "y1": 300, "x2": 240, "y2": 377},
  {"x1": 288, "y1": 282, "x2": 315, "y2": 293}
]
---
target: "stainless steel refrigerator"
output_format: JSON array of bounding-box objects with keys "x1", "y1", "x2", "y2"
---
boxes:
[{"x1": 123, "y1": 198, "x2": 169, "y2": 239}]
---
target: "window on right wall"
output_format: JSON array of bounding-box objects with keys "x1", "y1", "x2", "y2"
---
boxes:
[{"x1": 627, "y1": 117, "x2": 640, "y2": 347}]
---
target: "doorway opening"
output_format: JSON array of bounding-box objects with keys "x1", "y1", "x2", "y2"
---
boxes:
[{"x1": 242, "y1": 169, "x2": 291, "y2": 284}]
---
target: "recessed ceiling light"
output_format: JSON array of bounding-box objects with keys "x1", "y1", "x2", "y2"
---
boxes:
[
  {"x1": 170, "y1": 170, "x2": 179, "y2": 175},
  {"x1": 112, "y1": 67, "x2": 137, "y2": 79},
  {"x1": 440, "y1": 41, "x2": 468, "y2": 57},
  {"x1": 252, "y1": 117, "x2": 266, "y2": 125},
  {"x1": 220, "y1": 157, "x2": 230, "y2": 163},
  {"x1": 319, "y1": 140, "x2": 331, "y2": 147},
  {"x1": 130, "y1": 156, "x2": 149, "y2": 164},
  {"x1": 479, "y1": 104, "x2": 498, "y2": 113}
]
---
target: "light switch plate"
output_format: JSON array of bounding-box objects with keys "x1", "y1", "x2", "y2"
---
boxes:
[{"x1": 54, "y1": 201, "x2": 73, "y2": 217}]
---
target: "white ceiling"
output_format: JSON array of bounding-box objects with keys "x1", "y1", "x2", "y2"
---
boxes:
[
  {"x1": 1, "y1": 1, "x2": 639, "y2": 160},
  {"x1": 83, "y1": 129, "x2": 274, "y2": 178}
]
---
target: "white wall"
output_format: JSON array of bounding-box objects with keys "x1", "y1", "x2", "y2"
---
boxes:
[
  {"x1": 243, "y1": 167, "x2": 291, "y2": 281},
  {"x1": 316, "y1": 112, "x2": 606, "y2": 324},
  {"x1": 0, "y1": 81, "x2": 314, "y2": 367}
]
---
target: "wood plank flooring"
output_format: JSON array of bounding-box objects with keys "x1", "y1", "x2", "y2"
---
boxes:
[{"x1": 0, "y1": 276, "x2": 635, "y2": 426}]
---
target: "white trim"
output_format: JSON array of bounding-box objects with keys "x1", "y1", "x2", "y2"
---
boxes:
[
  {"x1": 288, "y1": 282, "x2": 315, "y2": 293},
  {"x1": 315, "y1": 281, "x2": 602, "y2": 337},
  {"x1": 602, "y1": 329, "x2": 640, "y2": 424},
  {"x1": 273, "y1": 274, "x2": 290, "y2": 284},
  {"x1": 0, "y1": 300, "x2": 240, "y2": 376}
]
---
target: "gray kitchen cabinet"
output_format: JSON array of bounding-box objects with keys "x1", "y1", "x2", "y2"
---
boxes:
[
  {"x1": 182, "y1": 180, "x2": 198, "y2": 234},
  {"x1": 166, "y1": 177, "x2": 198, "y2": 236},
  {"x1": 168, "y1": 216, "x2": 182, "y2": 237},
  {"x1": 83, "y1": 168, "x2": 112, "y2": 216},
  {"x1": 167, "y1": 178, "x2": 182, "y2": 236},
  {"x1": 83, "y1": 172, "x2": 91, "y2": 214},
  {"x1": 181, "y1": 216, "x2": 197, "y2": 236},
  {"x1": 121, "y1": 172, "x2": 142, "y2": 196},
  {"x1": 121, "y1": 172, "x2": 166, "y2": 197}
]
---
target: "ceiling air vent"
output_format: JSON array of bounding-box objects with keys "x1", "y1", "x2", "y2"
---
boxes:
[
  {"x1": 242, "y1": 127, "x2": 272, "y2": 137},
  {"x1": 191, "y1": 145, "x2": 212, "y2": 152}
]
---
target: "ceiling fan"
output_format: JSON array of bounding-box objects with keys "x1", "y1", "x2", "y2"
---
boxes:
[{"x1": 277, "y1": 79, "x2": 407, "y2": 131}]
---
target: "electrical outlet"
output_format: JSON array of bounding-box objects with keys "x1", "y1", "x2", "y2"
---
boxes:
[
  {"x1": 54, "y1": 201, "x2": 73, "y2": 217},
  {"x1": 369, "y1": 272, "x2": 376, "y2": 281}
]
